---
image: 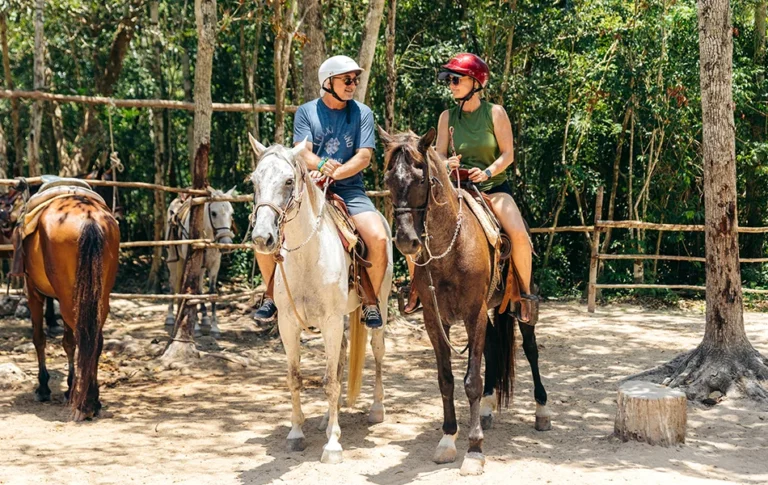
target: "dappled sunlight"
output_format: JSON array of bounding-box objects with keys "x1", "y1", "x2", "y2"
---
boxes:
[{"x1": 1, "y1": 300, "x2": 767, "y2": 483}]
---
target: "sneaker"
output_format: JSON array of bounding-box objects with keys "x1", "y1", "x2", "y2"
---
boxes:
[
  {"x1": 252, "y1": 298, "x2": 277, "y2": 323},
  {"x1": 362, "y1": 305, "x2": 383, "y2": 329}
]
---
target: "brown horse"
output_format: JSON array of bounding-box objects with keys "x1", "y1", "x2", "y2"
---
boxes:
[
  {"x1": 21, "y1": 192, "x2": 120, "y2": 420},
  {"x1": 380, "y1": 127, "x2": 550, "y2": 475}
]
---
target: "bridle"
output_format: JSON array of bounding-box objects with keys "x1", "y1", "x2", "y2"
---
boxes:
[
  {"x1": 207, "y1": 202, "x2": 235, "y2": 243},
  {"x1": 250, "y1": 154, "x2": 329, "y2": 254}
]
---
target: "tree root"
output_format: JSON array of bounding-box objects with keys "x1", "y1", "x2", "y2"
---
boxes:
[
  {"x1": 160, "y1": 340, "x2": 201, "y2": 364},
  {"x1": 625, "y1": 345, "x2": 768, "y2": 407}
]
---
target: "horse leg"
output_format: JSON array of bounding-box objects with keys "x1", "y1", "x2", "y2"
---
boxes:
[
  {"x1": 45, "y1": 297, "x2": 63, "y2": 337},
  {"x1": 481, "y1": 315, "x2": 498, "y2": 430},
  {"x1": 368, "y1": 326, "x2": 386, "y2": 424},
  {"x1": 208, "y1": 255, "x2": 221, "y2": 338},
  {"x1": 320, "y1": 320, "x2": 347, "y2": 431},
  {"x1": 320, "y1": 316, "x2": 345, "y2": 464},
  {"x1": 519, "y1": 321, "x2": 551, "y2": 431},
  {"x1": 460, "y1": 306, "x2": 489, "y2": 476},
  {"x1": 62, "y1": 325, "x2": 75, "y2": 402},
  {"x1": 279, "y1": 318, "x2": 306, "y2": 452},
  {"x1": 28, "y1": 288, "x2": 50, "y2": 402},
  {"x1": 165, "y1": 261, "x2": 179, "y2": 327},
  {"x1": 423, "y1": 317, "x2": 458, "y2": 464},
  {"x1": 197, "y1": 269, "x2": 209, "y2": 337}
]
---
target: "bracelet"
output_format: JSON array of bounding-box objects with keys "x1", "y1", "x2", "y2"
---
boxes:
[
  {"x1": 483, "y1": 168, "x2": 493, "y2": 178},
  {"x1": 317, "y1": 158, "x2": 327, "y2": 171}
]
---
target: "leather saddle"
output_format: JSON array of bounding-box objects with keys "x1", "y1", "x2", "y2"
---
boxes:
[
  {"x1": 10, "y1": 177, "x2": 107, "y2": 276},
  {"x1": 449, "y1": 168, "x2": 521, "y2": 314}
]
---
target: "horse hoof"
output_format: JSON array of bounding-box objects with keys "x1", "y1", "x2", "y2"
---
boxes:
[
  {"x1": 287, "y1": 437, "x2": 306, "y2": 452},
  {"x1": 535, "y1": 416, "x2": 552, "y2": 431},
  {"x1": 368, "y1": 404, "x2": 385, "y2": 424},
  {"x1": 34, "y1": 390, "x2": 51, "y2": 402},
  {"x1": 321, "y1": 443, "x2": 343, "y2": 464},
  {"x1": 164, "y1": 316, "x2": 175, "y2": 327},
  {"x1": 460, "y1": 452, "x2": 486, "y2": 476},
  {"x1": 432, "y1": 435, "x2": 456, "y2": 465},
  {"x1": 72, "y1": 409, "x2": 94, "y2": 422},
  {"x1": 193, "y1": 324, "x2": 202, "y2": 338},
  {"x1": 481, "y1": 413, "x2": 494, "y2": 430}
]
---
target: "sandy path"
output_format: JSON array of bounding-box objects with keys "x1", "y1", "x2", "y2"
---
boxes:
[{"x1": 1, "y1": 301, "x2": 767, "y2": 484}]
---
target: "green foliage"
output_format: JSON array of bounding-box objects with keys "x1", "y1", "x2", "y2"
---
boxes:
[{"x1": 2, "y1": 0, "x2": 767, "y2": 296}]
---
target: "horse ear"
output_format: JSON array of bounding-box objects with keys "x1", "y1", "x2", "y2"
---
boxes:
[
  {"x1": 248, "y1": 133, "x2": 268, "y2": 158},
  {"x1": 377, "y1": 125, "x2": 395, "y2": 148},
  {"x1": 226, "y1": 186, "x2": 236, "y2": 196},
  {"x1": 291, "y1": 137, "x2": 307, "y2": 159},
  {"x1": 418, "y1": 127, "x2": 437, "y2": 153}
]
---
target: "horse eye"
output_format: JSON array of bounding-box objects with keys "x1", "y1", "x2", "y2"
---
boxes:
[
  {"x1": 286, "y1": 179, "x2": 294, "y2": 186},
  {"x1": 212, "y1": 211, "x2": 218, "y2": 218}
]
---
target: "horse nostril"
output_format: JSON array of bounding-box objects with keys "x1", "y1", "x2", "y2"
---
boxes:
[{"x1": 266, "y1": 234, "x2": 275, "y2": 248}]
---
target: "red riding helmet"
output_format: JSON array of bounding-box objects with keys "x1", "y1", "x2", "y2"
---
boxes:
[{"x1": 440, "y1": 53, "x2": 490, "y2": 87}]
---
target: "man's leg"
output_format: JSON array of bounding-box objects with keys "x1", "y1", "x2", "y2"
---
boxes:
[
  {"x1": 252, "y1": 253, "x2": 278, "y2": 323},
  {"x1": 351, "y1": 211, "x2": 389, "y2": 328}
]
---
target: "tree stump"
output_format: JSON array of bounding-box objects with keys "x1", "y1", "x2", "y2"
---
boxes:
[{"x1": 614, "y1": 381, "x2": 687, "y2": 446}]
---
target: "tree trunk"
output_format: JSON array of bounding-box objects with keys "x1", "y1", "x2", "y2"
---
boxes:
[
  {"x1": 59, "y1": 5, "x2": 139, "y2": 177},
  {"x1": 0, "y1": 115, "x2": 7, "y2": 191},
  {"x1": 28, "y1": 0, "x2": 45, "y2": 178},
  {"x1": 614, "y1": 381, "x2": 687, "y2": 446},
  {"x1": 497, "y1": 0, "x2": 518, "y2": 103},
  {"x1": 182, "y1": 48, "x2": 195, "y2": 171},
  {"x1": 273, "y1": 0, "x2": 298, "y2": 144},
  {"x1": 148, "y1": 1, "x2": 167, "y2": 293},
  {"x1": 354, "y1": 0, "x2": 385, "y2": 103},
  {"x1": 0, "y1": 13, "x2": 22, "y2": 177},
  {"x1": 384, "y1": 0, "x2": 396, "y2": 133},
  {"x1": 300, "y1": 0, "x2": 325, "y2": 103},
  {"x1": 627, "y1": 0, "x2": 768, "y2": 403},
  {"x1": 243, "y1": 2, "x2": 264, "y2": 168},
  {"x1": 164, "y1": 0, "x2": 217, "y2": 362}
]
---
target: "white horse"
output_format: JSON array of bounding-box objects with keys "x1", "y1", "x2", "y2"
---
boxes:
[
  {"x1": 248, "y1": 134, "x2": 393, "y2": 464},
  {"x1": 164, "y1": 188, "x2": 235, "y2": 337}
]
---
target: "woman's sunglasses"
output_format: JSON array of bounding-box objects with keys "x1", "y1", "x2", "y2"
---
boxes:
[
  {"x1": 438, "y1": 72, "x2": 463, "y2": 86},
  {"x1": 334, "y1": 76, "x2": 360, "y2": 86}
]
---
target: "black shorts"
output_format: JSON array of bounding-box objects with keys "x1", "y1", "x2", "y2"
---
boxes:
[{"x1": 483, "y1": 180, "x2": 513, "y2": 197}]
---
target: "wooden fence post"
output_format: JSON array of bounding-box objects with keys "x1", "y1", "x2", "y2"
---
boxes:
[{"x1": 588, "y1": 186, "x2": 604, "y2": 313}]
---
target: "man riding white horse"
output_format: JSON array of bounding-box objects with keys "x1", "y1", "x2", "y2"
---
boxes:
[{"x1": 253, "y1": 55, "x2": 389, "y2": 329}]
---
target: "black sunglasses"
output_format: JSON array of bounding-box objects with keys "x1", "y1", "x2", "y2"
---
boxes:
[{"x1": 334, "y1": 76, "x2": 360, "y2": 86}]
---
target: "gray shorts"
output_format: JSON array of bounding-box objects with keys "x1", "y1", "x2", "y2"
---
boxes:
[{"x1": 331, "y1": 185, "x2": 377, "y2": 216}]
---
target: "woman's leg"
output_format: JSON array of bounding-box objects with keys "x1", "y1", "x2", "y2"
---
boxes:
[{"x1": 488, "y1": 192, "x2": 533, "y2": 318}]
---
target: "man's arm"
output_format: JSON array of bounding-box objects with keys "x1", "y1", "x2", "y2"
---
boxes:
[{"x1": 328, "y1": 148, "x2": 372, "y2": 180}]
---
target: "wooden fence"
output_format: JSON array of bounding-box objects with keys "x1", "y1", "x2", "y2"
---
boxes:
[{"x1": 586, "y1": 187, "x2": 768, "y2": 313}]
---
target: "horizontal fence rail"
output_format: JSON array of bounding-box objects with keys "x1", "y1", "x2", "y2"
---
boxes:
[{"x1": 0, "y1": 89, "x2": 299, "y2": 113}]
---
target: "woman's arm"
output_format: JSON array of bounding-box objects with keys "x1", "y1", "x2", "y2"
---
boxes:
[{"x1": 435, "y1": 109, "x2": 461, "y2": 169}]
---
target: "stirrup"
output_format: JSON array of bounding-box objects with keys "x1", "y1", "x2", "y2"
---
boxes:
[{"x1": 513, "y1": 293, "x2": 539, "y2": 324}]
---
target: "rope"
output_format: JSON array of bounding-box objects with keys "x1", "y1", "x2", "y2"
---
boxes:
[{"x1": 106, "y1": 100, "x2": 124, "y2": 216}]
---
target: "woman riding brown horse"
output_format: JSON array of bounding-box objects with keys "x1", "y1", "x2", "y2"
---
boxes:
[
  {"x1": 22, "y1": 190, "x2": 120, "y2": 421},
  {"x1": 380, "y1": 127, "x2": 550, "y2": 475}
]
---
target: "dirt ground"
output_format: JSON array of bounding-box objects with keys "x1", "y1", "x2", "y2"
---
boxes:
[{"x1": 1, "y1": 299, "x2": 767, "y2": 485}]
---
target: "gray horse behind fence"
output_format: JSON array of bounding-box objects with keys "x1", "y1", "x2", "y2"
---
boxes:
[{"x1": 164, "y1": 187, "x2": 235, "y2": 337}]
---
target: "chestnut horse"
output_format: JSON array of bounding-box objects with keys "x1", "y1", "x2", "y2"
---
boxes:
[
  {"x1": 23, "y1": 192, "x2": 120, "y2": 420},
  {"x1": 380, "y1": 128, "x2": 550, "y2": 475}
]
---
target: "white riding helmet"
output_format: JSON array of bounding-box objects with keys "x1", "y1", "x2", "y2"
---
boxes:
[{"x1": 318, "y1": 55, "x2": 363, "y2": 94}]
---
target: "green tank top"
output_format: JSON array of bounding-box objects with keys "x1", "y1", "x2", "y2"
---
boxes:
[{"x1": 448, "y1": 100, "x2": 507, "y2": 192}]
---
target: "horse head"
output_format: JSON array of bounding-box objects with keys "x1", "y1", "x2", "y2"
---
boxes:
[
  {"x1": 247, "y1": 133, "x2": 308, "y2": 254},
  {"x1": 380, "y1": 127, "x2": 437, "y2": 256},
  {"x1": 0, "y1": 189, "x2": 24, "y2": 239},
  {"x1": 205, "y1": 186, "x2": 236, "y2": 248}
]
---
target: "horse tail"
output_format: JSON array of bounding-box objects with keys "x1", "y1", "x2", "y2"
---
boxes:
[
  {"x1": 346, "y1": 306, "x2": 366, "y2": 406},
  {"x1": 70, "y1": 220, "x2": 106, "y2": 413},
  {"x1": 491, "y1": 308, "x2": 516, "y2": 408}
]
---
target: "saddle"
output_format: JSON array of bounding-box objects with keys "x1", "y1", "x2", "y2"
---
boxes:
[
  {"x1": 263, "y1": 181, "x2": 378, "y2": 309},
  {"x1": 10, "y1": 178, "x2": 108, "y2": 276},
  {"x1": 450, "y1": 169, "x2": 521, "y2": 314}
]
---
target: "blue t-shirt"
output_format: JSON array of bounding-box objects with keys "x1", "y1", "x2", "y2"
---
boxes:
[{"x1": 293, "y1": 98, "x2": 376, "y2": 190}]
